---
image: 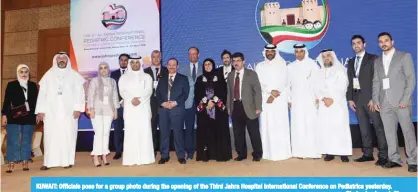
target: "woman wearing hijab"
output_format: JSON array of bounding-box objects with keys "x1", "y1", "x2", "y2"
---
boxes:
[
  {"x1": 194, "y1": 58, "x2": 232, "y2": 162},
  {"x1": 87, "y1": 62, "x2": 120, "y2": 167},
  {"x1": 2, "y1": 64, "x2": 38, "y2": 173}
]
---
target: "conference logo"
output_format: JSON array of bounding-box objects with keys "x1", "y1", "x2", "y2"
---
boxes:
[
  {"x1": 101, "y1": 4, "x2": 127, "y2": 30},
  {"x1": 256, "y1": 0, "x2": 330, "y2": 54}
]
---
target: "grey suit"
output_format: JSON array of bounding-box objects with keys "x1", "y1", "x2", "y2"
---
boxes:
[
  {"x1": 227, "y1": 68, "x2": 263, "y2": 159},
  {"x1": 372, "y1": 50, "x2": 417, "y2": 165}
]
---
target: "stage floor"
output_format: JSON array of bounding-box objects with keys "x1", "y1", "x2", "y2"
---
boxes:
[{"x1": 1, "y1": 148, "x2": 416, "y2": 192}]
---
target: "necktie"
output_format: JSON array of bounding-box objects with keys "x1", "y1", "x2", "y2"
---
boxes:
[
  {"x1": 121, "y1": 69, "x2": 125, "y2": 75},
  {"x1": 155, "y1": 67, "x2": 160, "y2": 81},
  {"x1": 234, "y1": 72, "x2": 240, "y2": 100},
  {"x1": 168, "y1": 76, "x2": 173, "y2": 100},
  {"x1": 354, "y1": 56, "x2": 361, "y2": 77},
  {"x1": 192, "y1": 64, "x2": 197, "y2": 81}
]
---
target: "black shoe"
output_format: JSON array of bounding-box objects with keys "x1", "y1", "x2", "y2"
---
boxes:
[
  {"x1": 375, "y1": 159, "x2": 388, "y2": 167},
  {"x1": 40, "y1": 166, "x2": 49, "y2": 171},
  {"x1": 113, "y1": 153, "x2": 122, "y2": 160},
  {"x1": 324, "y1": 155, "x2": 335, "y2": 161},
  {"x1": 178, "y1": 158, "x2": 187, "y2": 164},
  {"x1": 252, "y1": 157, "x2": 261, "y2": 162},
  {"x1": 340, "y1": 156, "x2": 349, "y2": 163},
  {"x1": 383, "y1": 161, "x2": 402, "y2": 169},
  {"x1": 158, "y1": 158, "x2": 169, "y2": 164},
  {"x1": 234, "y1": 156, "x2": 247, "y2": 161},
  {"x1": 408, "y1": 165, "x2": 417, "y2": 172},
  {"x1": 354, "y1": 156, "x2": 374, "y2": 162},
  {"x1": 64, "y1": 165, "x2": 72, "y2": 169},
  {"x1": 187, "y1": 153, "x2": 194, "y2": 160}
]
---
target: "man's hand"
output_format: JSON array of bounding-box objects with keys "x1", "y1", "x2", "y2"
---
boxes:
[
  {"x1": 36, "y1": 113, "x2": 45, "y2": 124},
  {"x1": 73, "y1": 111, "x2": 81, "y2": 119},
  {"x1": 271, "y1": 90, "x2": 281, "y2": 98},
  {"x1": 256, "y1": 109, "x2": 261, "y2": 115},
  {"x1": 315, "y1": 99, "x2": 319, "y2": 104},
  {"x1": 88, "y1": 108, "x2": 95, "y2": 119},
  {"x1": 120, "y1": 102, "x2": 124, "y2": 108},
  {"x1": 288, "y1": 103, "x2": 291, "y2": 109},
  {"x1": 2, "y1": 115, "x2": 7, "y2": 126},
  {"x1": 348, "y1": 100, "x2": 356, "y2": 112},
  {"x1": 399, "y1": 103, "x2": 408, "y2": 109},
  {"x1": 207, "y1": 100, "x2": 215, "y2": 109},
  {"x1": 267, "y1": 96, "x2": 275, "y2": 104},
  {"x1": 113, "y1": 109, "x2": 118, "y2": 120},
  {"x1": 368, "y1": 100, "x2": 375, "y2": 112},
  {"x1": 169, "y1": 101, "x2": 177, "y2": 109},
  {"x1": 374, "y1": 104, "x2": 381, "y2": 112},
  {"x1": 161, "y1": 102, "x2": 170, "y2": 109},
  {"x1": 324, "y1": 98, "x2": 334, "y2": 108},
  {"x1": 131, "y1": 98, "x2": 141, "y2": 106}
]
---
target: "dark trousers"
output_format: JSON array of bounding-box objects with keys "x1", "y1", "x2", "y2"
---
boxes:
[
  {"x1": 113, "y1": 107, "x2": 124, "y2": 154},
  {"x1": 354, "y1": 91, "x2": 387, "y2": 159},
  {"x1": 231, "y1": 101, "x2": 262, "y2": 158},
  {"x1": 150, "y1": 97, "x2": 159, "y2": 153},
  {"x1": 184, "y1": 106, "x2": 196, "y2": 157},
  {"x1": 159, "y1": 109, "x2": 185, "y2": 159}
]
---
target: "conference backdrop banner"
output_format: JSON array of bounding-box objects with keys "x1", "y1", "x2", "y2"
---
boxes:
[
  {"x1": 161, "y1": 0, "x2": 417, "y2": 124},
  {"x1": 70, "y1": 0, "x2": 160, "y2": 130}
]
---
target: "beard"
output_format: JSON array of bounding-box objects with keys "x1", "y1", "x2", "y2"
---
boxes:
[
  {"x1": 324, "y1": 62, "x2": 333, "y2": 68},
  {"x1": 266, "y1": 54, "x2": 275, "y2": 60},
  {"x1": 58, "y1": 61, "x2": 67, "y2": 68}
]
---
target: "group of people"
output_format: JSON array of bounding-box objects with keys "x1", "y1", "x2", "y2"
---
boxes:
[{"x1": 2, "y1": 32, "x2": 416, "y2": 173}]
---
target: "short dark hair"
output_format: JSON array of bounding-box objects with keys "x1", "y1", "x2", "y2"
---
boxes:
[
  {"x1": 118, "y1": 53, "x2": 130, "y2": 60},
  {"x1": 232, "y1": 52, "x2": 245, "y2": 61},
  {"x1": 378, "y1": 32, "x2": 392, "y2": 40},
  {"x1": 221, "y1": 50, "x2": 232, "y2": 59},
  {"x1": 351, "y1": 35, "x2": 365, "y2": 44},
  {"x1": 167, "y1": 57, "x2": 179, "y2": 65},
  {"x1": 188, "y1": 47, "x2": 200, "y2": 54}
]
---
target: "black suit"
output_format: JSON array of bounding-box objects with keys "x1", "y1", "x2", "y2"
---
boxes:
[
  {"x1": 216, "y1": 65, "x2": 234, "y2": 82},
  {"x1": 347, "y1": 52, "x2": 387, "y2": 159},
  {"x1": 144, "y1": 66, "x2": 168, "y2": 154},
  {"x1": 110, "y1": 69, "x2": 126, "y2": 155}
]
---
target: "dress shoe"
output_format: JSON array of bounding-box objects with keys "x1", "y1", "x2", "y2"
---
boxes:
[
  {"x1": 158, "y1": 158, "x2": 169, "y2": 164},
  {"x1": 113, "y1": 153, "x2": 122, "y2": 160},
  {"x1": 383, "y1": 161, "x2": 402, "y2": 169},
  {"x1": 178, "y1": 158, "x2": 187, "y2": 164},
  {"x1": 40, "y1": 166, "x2": 49, "y2": 171},
  {"x1": 408, "y1": 165, "x2": 417, "y2": 172},
  {"x1": 354, "y1": 156, "x2": 374, "y2": 162},
  {"x1": 234, "y1": 156, "x2": 246, "y2": 161},
  {"x1": 187, "y1": 153, "x2": 194, "y2": 160},
  {"x1": 375, "y1": 159, "x2": 387, "y2": 167},
  {"x1": 340, "y1": 156, "x2": 349, "y2": 162},
  {"x1": 324, "y1": 155, "x2": 335, "y2": 161},
  {"x1": 253, "y1": 157, "x2": 261, "y2": 162}
]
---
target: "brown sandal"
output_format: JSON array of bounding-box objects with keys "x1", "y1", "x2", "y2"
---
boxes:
[
  {"x1": 6, "y1": 162, "x2": 14, "y2": 173},
  {"x1": 23, "y1": 160, "x2": 30, "y2": 171}
]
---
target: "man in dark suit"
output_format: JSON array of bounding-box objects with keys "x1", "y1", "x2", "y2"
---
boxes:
[
  {"x1": 156, "y1": 58, "x2": 190, "y2": 164},
  {"x1": 347, "y1": 35, "x2": 388, "y2": 166},
  {"x1": 144, "y1": 50, "x2": 168, "y2": 157},
  {"x1": 227, "y1": 52, "x2": 263, "y2": 162},
  {"x1": 110, "y1": 53, "x2": 129, "y2": 160},
  {"x1": 216, "y1": 50, "x2": 234, "y2": 82}
]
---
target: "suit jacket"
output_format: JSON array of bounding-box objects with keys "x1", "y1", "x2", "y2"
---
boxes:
[
  {"x1": 226, "y1": 68, "x2": 262, "y2": 120},
  {"x1": 179, "y1": 63, "x2": 203, "y2": 109},
  {"x1": 372, "y1": 50, "x2": 416, "y2": 106},
  {"x1": 156, "y1": 73, "x2": 190, "y2": 115},
  {"x1": 1, "y1": 80, "x2": 38, "y2": 125},
  {"x1": 215, "y1": 65, "x2": 234, "y2": 81},
  {"x1": 346, "y1": 52, "x2": 378, "y2": 105},
  {"x1": 110, "y1": 69, "x2": 123, "y2": 102},
  {"x1": 144, "y1": 65, "x2": 168, "y2": 98}
]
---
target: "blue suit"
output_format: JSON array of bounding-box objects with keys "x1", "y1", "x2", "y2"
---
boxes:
[
  {"x1": 110, "y1": 69, "x2": 124, "y2": 155},
  {"x1": 178, "y1": 63, "x2": 202, "y2": 158},
  {"x1": 156, "y1": 73, "x2": 189, "y2": 159}
]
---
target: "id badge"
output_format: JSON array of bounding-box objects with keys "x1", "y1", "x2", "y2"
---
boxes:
[
  {"x1": 353, "y1": 78, "x2": 361, "y2": 89},
  {"x1": 57, "y1": 92, "x2": 62, "y2": 95},
  {"x1": 25, "y1": 102, "x2": 30, "y2": 111},
  {"x1": 383, "y1": 78, "x2": 390, "y2": 90},
  {"x1": 103, "y1": 96, "x2": 109, "y2": 105},
  {"x1": 153, "y1": 81, "x2": 159, "y2": 89}
]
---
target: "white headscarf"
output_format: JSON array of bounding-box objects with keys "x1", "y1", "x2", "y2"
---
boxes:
[
  {"x1": 52, "y1": 52, "x2": 72, "y2": 72},
  {"x1": 262, "y1": 44, "x2": 286, "y2": 64},
  {"x1": 17, "y1": 64, "x2": 29, "y2": 89},
  {"x1": 316, "y1": 49, "x2": 344, "y2": 70},
  {"x1": 127, "y1": 56, "x2": 144, "y2": 74},
  {"x1": 293, "y1": 44, "x2": 310, "y2": 61}
]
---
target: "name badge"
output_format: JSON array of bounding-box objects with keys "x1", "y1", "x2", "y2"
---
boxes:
[
  {"x1": 57, "y1": 92, "x2": 62, "y2": 95},
  {"x1": 353, "y1": 78, "x2": 361, "y2": 89},
  {"x1": 103, "y1": 96, "x2": 109, "y2": 105},
  {"x1": 383, "y1": 78, "x2": 390, "y2": 90},
  {"x1": 153, "y1": 81, "x2": 159, "y2": 89},
  {"x1": 25, "y1": 102, "x2": 30, "y2": 111}
]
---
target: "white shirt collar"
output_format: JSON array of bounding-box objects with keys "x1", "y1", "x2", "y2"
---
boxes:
[
  {"x1": 224, "y1": 65, "x2": 232, "y2": 71},
  {"x1": 356, "y1": 51, "x2": 366, "y2": 57},
  {"x1": 235, "y1": 68, "x2": 244, "y2": 74},
  {"x1": 383, "y1": 48, "x2": 395, "y2": 57},
  {"x1": 169, "y1": 73, "x2": 176, "y2": 79}
]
